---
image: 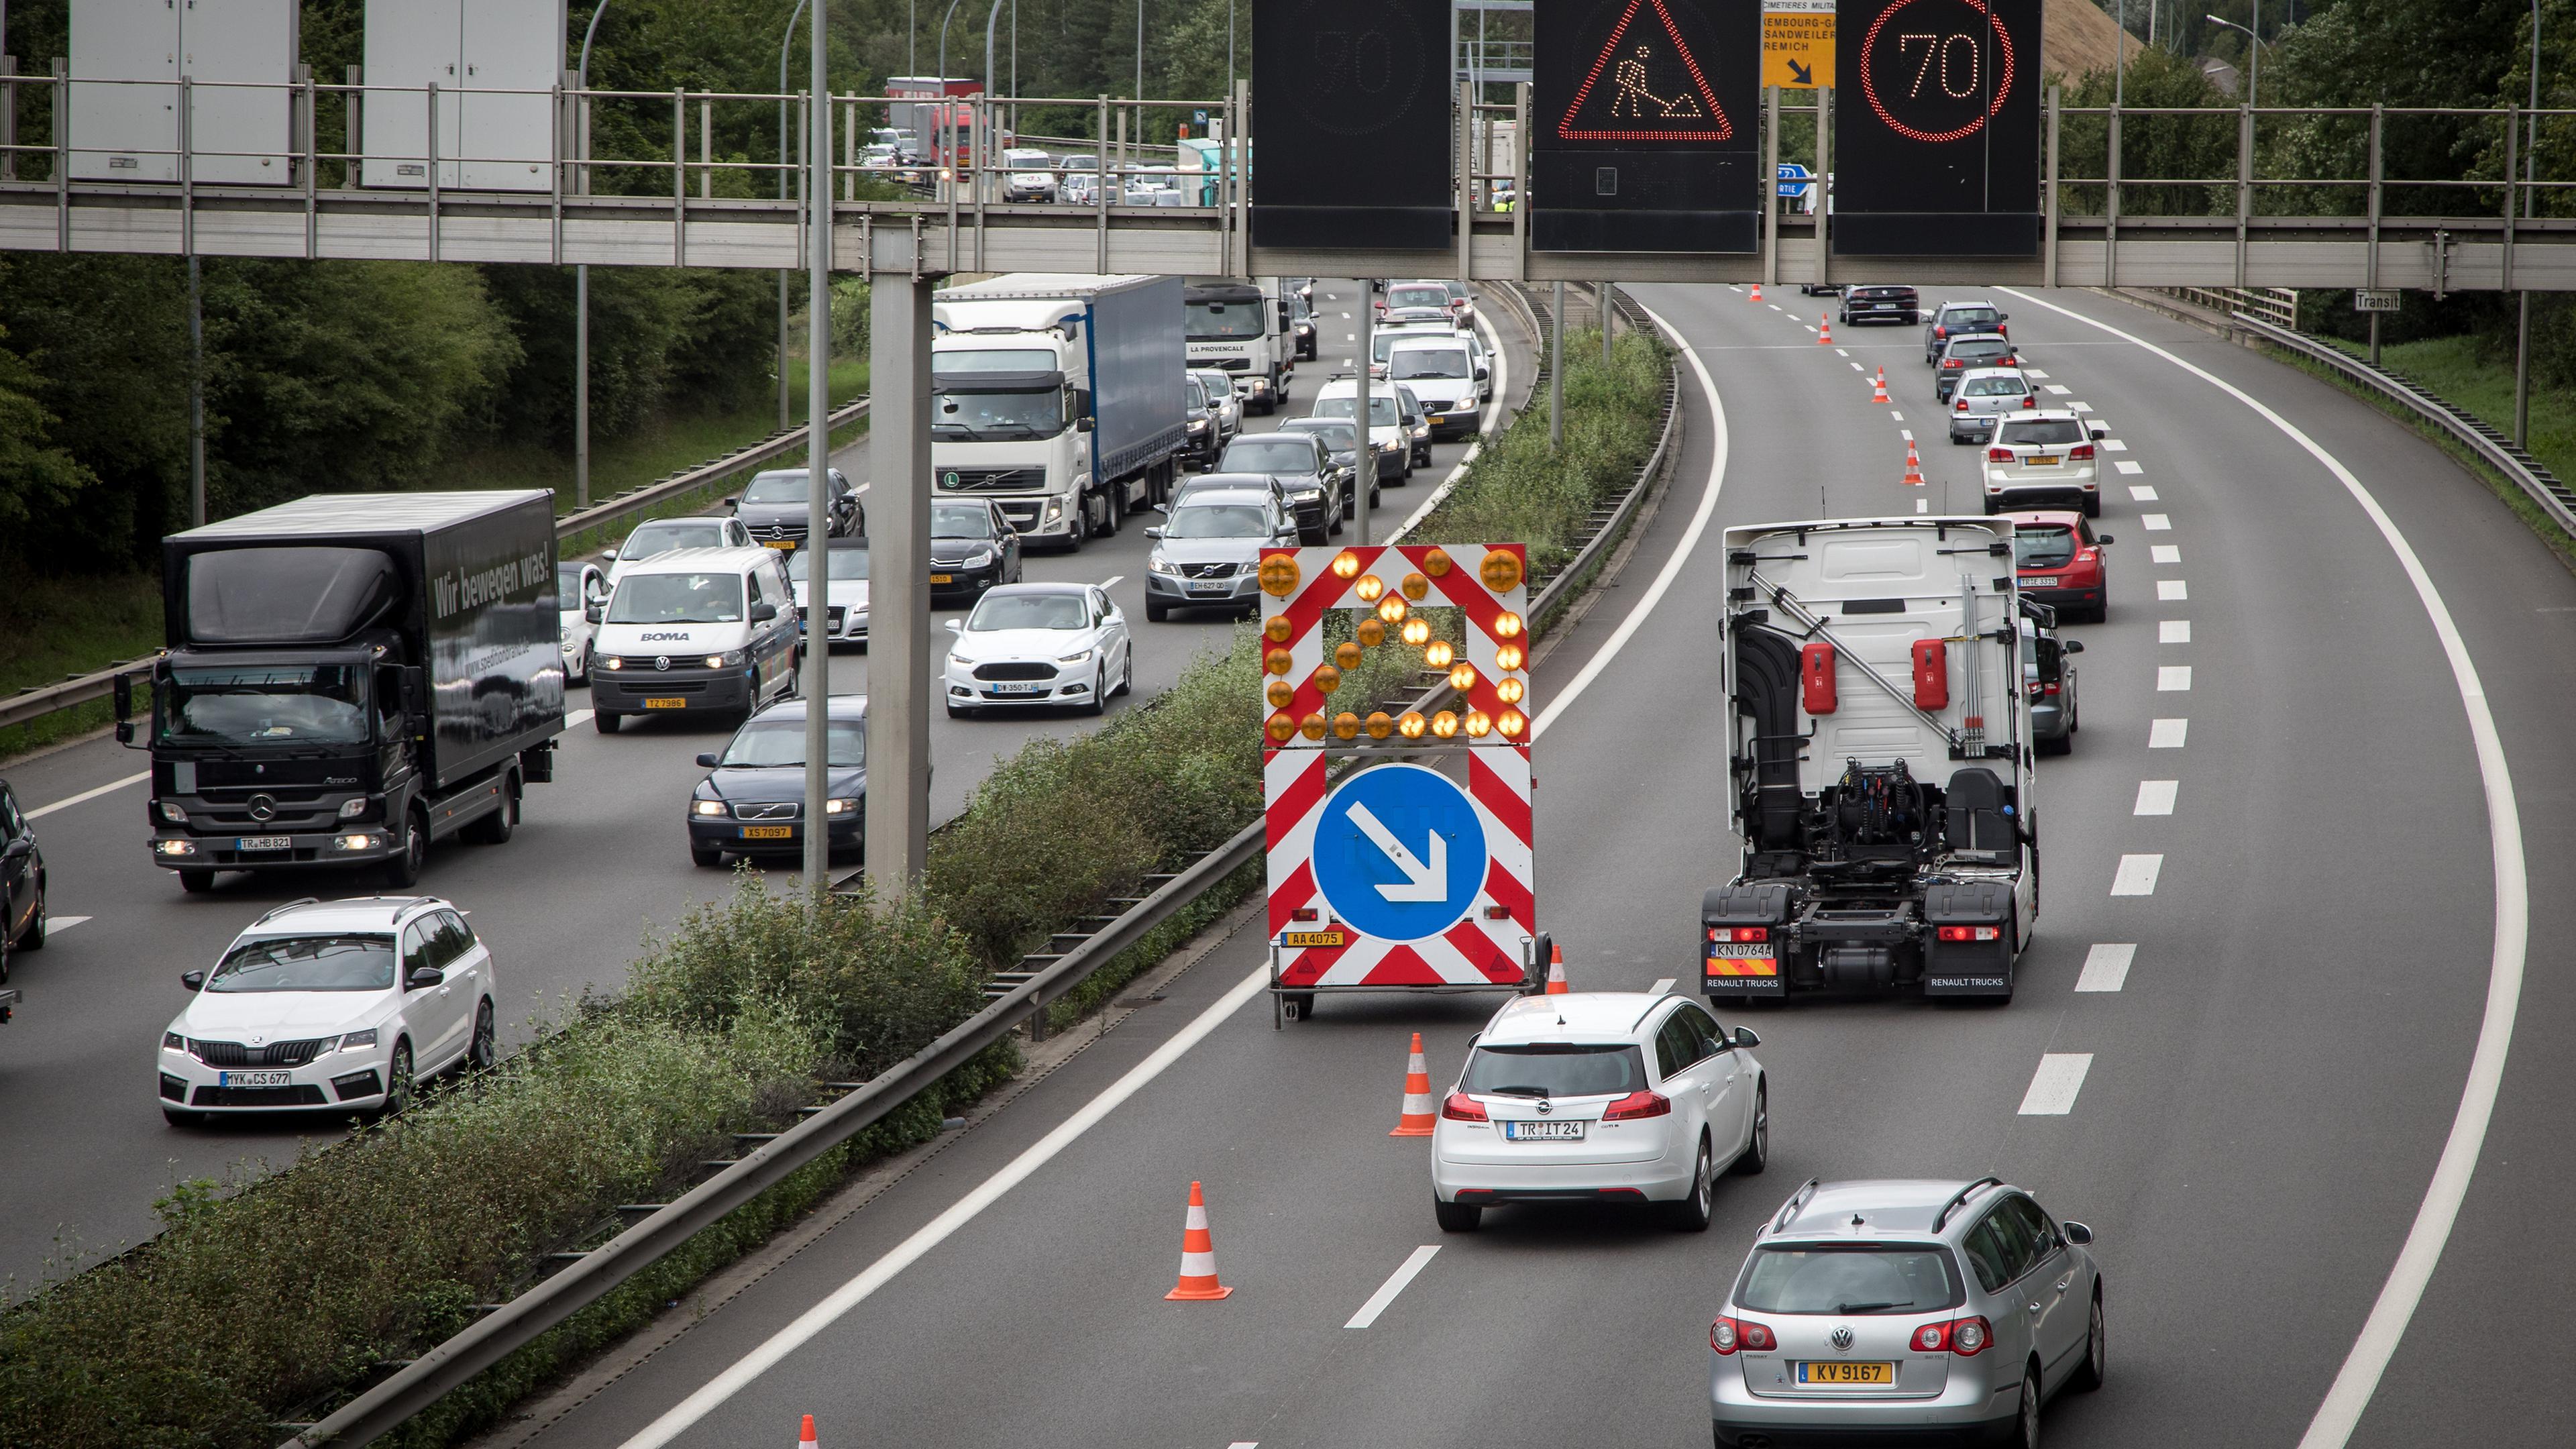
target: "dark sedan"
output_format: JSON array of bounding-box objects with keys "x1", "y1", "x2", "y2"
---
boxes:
[
  {"x1": 1, "y1": 776, "x2": 50, "y2": 984},
  {"x1": 688, "y1": 696, "x2": 867, "y2": 867},
  {"x1": 1839, "y1": 284, "x2": 1921, "y2": 326},
  {"x1": 729, "y1": 468, "x2": 859, "y2": 553},
  {"x1": 1217, "y1": 433, "x2": 1342, "y2": 543},
  {"x1": 1277, "y1": 417, "x2": 1373, "y2": 514},
  {"x1": 1935, "y1": 335, "x2": 2021, "y2": 402},
  {"x1": 930, "y1": 499, "x2": 1024, "y2": 604}
]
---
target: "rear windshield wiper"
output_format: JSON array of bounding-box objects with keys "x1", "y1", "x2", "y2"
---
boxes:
[
  {"x1": 1483, "y1": 1085, "x2": 1552, "y2": 1099},
  {"x1": 1834, "y1": 1300, "x2": 1913, "y2": 1313}
]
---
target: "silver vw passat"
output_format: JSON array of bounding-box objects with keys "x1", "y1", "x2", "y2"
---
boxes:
[{"x1": 1709, "y1": 1177, "x2": 2103, "y2": 1448}]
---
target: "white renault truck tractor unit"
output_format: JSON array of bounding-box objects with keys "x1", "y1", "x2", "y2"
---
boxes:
[{"x1": 1703, "y1": 517, "x2": 2039, "y2": 1004}]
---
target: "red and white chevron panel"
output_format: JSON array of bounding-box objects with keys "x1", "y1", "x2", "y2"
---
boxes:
[{"x1": 1258, "y1": 543, "x2": 1535, "y2": 989}]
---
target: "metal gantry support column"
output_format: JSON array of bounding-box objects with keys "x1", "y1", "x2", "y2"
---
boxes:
[
  {"x1": 802, "y1": 8, "x2": 837, "y2": 892},
  {"x1": 865, "y1": 265, "x2": 937, "y2": 895},
  {"x1": 1548, "y1": 280, "x2": 1565, "y2": 450},
  {"x1": 2043, "y1": 85, "x2": 2061, "y2": 288},
  {"x1": 1814, "y1": 85, "x2": 1831, "y2": 289},
  {"x1": 1762, "y1": 85, "x2": 1780, "y2": 287},
  {"x1": 1355, "y1": 281, "x2": 1375, "y2": 543}
]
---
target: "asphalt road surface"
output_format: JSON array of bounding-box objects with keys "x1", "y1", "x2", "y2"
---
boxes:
[
  {"x1": 0, "y1": 279, "x2": 1532, "y2": 1289},
  {"x1": 476, "y1": 283, "x2": 2576, "y2": 1449}
]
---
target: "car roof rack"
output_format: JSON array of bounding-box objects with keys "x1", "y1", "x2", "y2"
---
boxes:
[
  {"x1": 1771, "y1": 1177, "x2": 1823, "y2": 1233},
  {"x1": 250, "y1": 897, "x2": 323, "y2": 925},
  {"x1": 1931, "y1": 1175, "x2": 2007, "y2": 1232}
]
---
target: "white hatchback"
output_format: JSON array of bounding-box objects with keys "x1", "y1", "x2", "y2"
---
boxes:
[
  {"x1": 1432, "y1": 991, "x2": 1768, "y2": 1232},
  {"x1": 158, "y1": 895, "x2": 498, "y2": 1126}
]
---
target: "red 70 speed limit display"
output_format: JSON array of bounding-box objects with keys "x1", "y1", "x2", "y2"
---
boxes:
[
  {"x1": 1533, "y1": 0, "x2": 1761, "y2": 254},
  {"x1": 1832, "y1": 0, "x2": 2042, "y2": 258}
]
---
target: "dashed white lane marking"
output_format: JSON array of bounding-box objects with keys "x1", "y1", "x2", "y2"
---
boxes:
[
  {"x1": 2025, "y1": 369, "x2": 2051, "y2": 379},
  {"x1": 2019, "y1": 1054, "x2": 2095, "y2": 1115},
  {"x1": 1891, "y1": 411, "x2": 1905, "y2": 421},
  {"x1": 1835, "y1": 348, "x2": 1850, "y2": 357},
  {"x1": 1786, "y1": 313, "x2": 1803, "y2": 322},
  {"x1": 2071, "y1": 401, "x2": 2094, "y2": 413},
  {"x1": 567, "y1": 707, "x2": 596, "y2": 728},
  {"x1": 1229, "y1": 1442, "x2": 1260, "y2": 1448},
  {"x1": 2100, "y1": 438, "x2": 2129, "y2": 451},
  {"x1": 2043, "y1": 383, "x2": 2072, "y2": 394},
  {"x1": 46, "y1": 915, "x2": 93, "y2": 933},
  {"x1": 1850, "y1": 361, "x2": 1864, "y2": 371},
  {"x1": 2114, "y1": 460, "x2": 2145, "y2": 476},
  {"x1": 2130, "y1": 484, "x2": 2159, "y2": 500},
  {"x1": 2135, "y1": 780, "x2": 2179, "y2": 815},
  {"x1": 2110, "y1": 854, "x2": 2164, "y2": 896},
  {"x1": 1346, "y1": 1246, "x2": 1441, "y2": 1328},
  {"x1": 611, "y1": 963, "x2": 1280, "y2": 1448},
  {"x1": 1900, "y1": 427, "x2": 1914, "y2": 441},
  {"x1": 1650, "y1": 977, "x2": 1676, "y2": 995},
  {"x1": 2158, "y1": 580, "x2": 2189, "y2": 600},
  {"x1": 2141, "y1": 513, "x2": 2172, "y2": 530},
  {"x1": 2160, "y1": 620, "x2": 2192, "y2": 643},
  {"x1": 1768, "y1": 303, "x2": 1782, "y2": 311},
  {"x1": 27, "y1": 771, "x2": 151, "y2": 820},
  {"x1": 1097, "y1": 575, "x2": 1124, "y2": 589},
  {"x1": 2149, "y1": 718, "x2": 2189, "y2": 748},
  {"x1": 2158, "y1": 665, "x2": 2193, "y2": 690},
  {"x1": 2151, "y1": 544, "x2": 2181, "y2": 564},
  {"x1": 1917, "y1": 498, "x2": 1930, "y2": 513},
  {"x1": 2076, "y1": 944, "x2": 2137, "y2": 992}
]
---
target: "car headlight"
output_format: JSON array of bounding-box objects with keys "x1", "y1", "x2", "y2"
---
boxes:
[
  {"x1": 336, "y1": 1028, "x2": 378, "y2": 1051},
  {"x1": 824, "y1": 797, "x2": 860, "y2": 816},
  {"x1": 1149, "y1": 555, "x2": 1183, "y2": 576},
  {"x1": 1057, "y1": 648, "x2": 1095, "y2": 665},
  {"x1": 711, "y1": 650, "x2": 751, "y2": 669},
  {"x1": 158, "y1": 800, "x2": 187, "y2": 823},
  {"x1": 155, "y1": 839, "x2": 198, "y2": 856},
  {"x1": 601, "y1": 655, "x2": 625, "y2": 671},
  {"x1": 164, "y1": 1031, "x2": 186, "y2": 1052},
  {"x1": 1289, "y1": 486, "x2": 1322, "y2": 501},
  {"x1": 692, "y1": 799, "x2": 729, "y2": 817},
  {"x1": 964, "y1": 547, "x2": 996, "y2": 568},
  {"x1": 338, "y1": 797, "x2": 370, "y2": 820},
  {"x1": 1188, "y1": 418, "x2": 1209, "y2": 433}
]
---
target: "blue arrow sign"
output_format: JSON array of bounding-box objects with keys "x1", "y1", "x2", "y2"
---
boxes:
[
  {"x1": 1776, "y1": 162, "x2": 1813, "y2": 199},
  {"x1": 1311, "y1": 764, "x2": 1487, "y2": 944}
]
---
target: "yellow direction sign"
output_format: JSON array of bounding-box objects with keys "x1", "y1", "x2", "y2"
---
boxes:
[{"x1": 1763, "y1": 0, "x2": 1835, "y2": 89}]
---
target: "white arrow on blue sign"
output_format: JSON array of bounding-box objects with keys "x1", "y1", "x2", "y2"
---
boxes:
[
  {"x1": 1776, "y1": 162, "x2": 1813, "y2": 199},
  {"x1": 1311, "y1": 764, "x2": 1487, "y2": 943}
]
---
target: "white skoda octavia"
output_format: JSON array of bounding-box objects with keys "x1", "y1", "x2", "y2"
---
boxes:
[
  {"x1": 1432, "y1": 991, "x2": 1768, "y2": 1232},
  {"x1": 158, "y1": 895, "x2": 498, "y2": 1126}
]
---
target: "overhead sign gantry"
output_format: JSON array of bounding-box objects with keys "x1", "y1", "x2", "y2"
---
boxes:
[
  {"x1": 1533, "y1": 0, "x2": 1762, "y2": 253},
  {"x1": 1833, "y1": 0, "x2": 2044, "y2": 256}
]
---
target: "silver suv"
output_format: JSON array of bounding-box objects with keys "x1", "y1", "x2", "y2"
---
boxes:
[{"x1": 1709, "y1": 1177, "x2": 2103, "y2": 1449}]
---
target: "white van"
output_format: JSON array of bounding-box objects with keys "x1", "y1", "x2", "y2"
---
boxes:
[
  {"x1": 586, "y1": 547, "x2": 802, "y2": 734},
  {"x1": 1384, "y1": 335, "x2": 1485, "y2": 439}
]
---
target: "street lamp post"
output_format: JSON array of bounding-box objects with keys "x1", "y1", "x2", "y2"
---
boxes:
[
  {"x1": 575, "y1": 1, "x2": 612, "y2": 513},
  {"x1": 2517, "y1": 0, "x2": 2540, "y2": 445},
  {"x1": 937, "y1": 0, "x2": 971, "y2": 200},
  {"x1": 2203, "y1": 7, "x2": 2258, "y2": 107},
  {"x1": 780, "y1": 0, "x2": 810, "y2": 433}
]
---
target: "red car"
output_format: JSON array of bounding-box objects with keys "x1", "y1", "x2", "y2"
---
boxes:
[{"x1": 2001, "y1": 509, "x2": 2112, "y2": 624}]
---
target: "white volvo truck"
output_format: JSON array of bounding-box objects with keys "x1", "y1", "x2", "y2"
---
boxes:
[
  {"x1": 931, "y1": 274, "x2": 1187, "y2": 549},
  {"x1": 1702, "y1": 517, "x2": 2039, "y2": 1004}
]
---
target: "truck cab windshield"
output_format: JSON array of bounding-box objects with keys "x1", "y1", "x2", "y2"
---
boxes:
[
  {"x1": 161, "y1": 663, "x2": 371, "y2": 747},
  {"x1": 934, "y1": 388, "x2": 1065, "y2": 439},
  {"x1": 1185, "y1": 301, "x2": 1264, "y2": 339},
  {"x1": 608, "y1": 573, "x2": 744, "y2": 624}
]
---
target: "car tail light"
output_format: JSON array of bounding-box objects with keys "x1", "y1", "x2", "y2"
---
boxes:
[
  {"x1": 1955, "y1": 398, "x2": 1970, "y2": 411},
  {"x1": 1712, "y1": 1317, "x2": 1777, "y2": 1354},
  {"x1": 1913, "y1": 1315, "x2": 1994, "y2": 1354},
  {"x1": 1942, "y1": 358, "x2": 1963, "y2": 369},
  {"x1": 1603, "y1": 1089, "x2": 1672, "y2": 1120},
  {"x1": 2041, "y1": 680, "x2": 2061, "y2": 696},
  {"x1": 1988, "y1": 447, "x2": 2015, "y2": 462},
  {"x1": 2070, "y1": 444, "x2": 2095, "y2": 461},
  {"x1": 1441, "y1": 1091, "x2": 1488, "y2": 1122},
  {"x1": 1709, "y1": 926, "x2": 1770, "y2": 943},
  {"x1": 1935, "y1": 325, "x2": 1948, "y2": 339},
  {"x1": 1937, "y1": 925, "x2": 2002, "y2": 942}
]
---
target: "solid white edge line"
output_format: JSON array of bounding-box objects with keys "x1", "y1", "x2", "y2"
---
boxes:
[
  {"x1": 613, "y1": 965, "x2": 1276, "y2": 1449},
  {"x1": 1529, "y1": 299, "x2": 1730, "y2": 740},
  {"x1": 26, "y1": 769, "x2": 151, "y2": 820},
  {"x1": 1344, "y1": 1244, "x2": 1441, "y2": 1328},
  {"x1": 1997, "y1": 286, "x2": 2529, "y2": 1449}
]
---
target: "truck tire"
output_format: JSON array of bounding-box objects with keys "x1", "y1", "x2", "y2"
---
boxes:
[
  {"x1": 467, "y1": 777, "x2": 518, "y2": 845},
  {"x1": 178, "y1": 869, "x2": 215, "y2": 895},
  {"x1": 1099, "y1": 488, "x2": 1121, "y2": 538},
  {"x1": 594, "y1": 710, "x2": 623, "y2": 734},
  {"x1": 384, "y1": 808, "x2": 428, "y2": 888}
]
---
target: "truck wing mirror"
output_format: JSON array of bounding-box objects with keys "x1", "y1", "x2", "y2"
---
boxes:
[
  {"x1": 400, "y1": 667, "x2": 426, "y2": 719},
  {"x1": 113, "y1": 672, "x2": 133, "y2": 722},
  {"x1": 1076, "y1": 415, "x2": 1095, "y2": 433},
  {"x1": 2063, "y1": 639, "x2": 2086, "y2": 653}
]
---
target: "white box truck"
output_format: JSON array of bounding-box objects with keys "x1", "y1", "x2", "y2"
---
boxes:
[
  {"x1": 1702, "y1": 517, "x2": 2039, "y2": 1004},
  {"x1": 930, "y1": 274, "x2": 1187, "y2": 549},
  {"x1": 1183, "y1": 278, "x2": 1295, "y2": 415}
]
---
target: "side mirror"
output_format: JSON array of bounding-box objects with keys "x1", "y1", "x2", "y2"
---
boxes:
[
  {"x1": 721, "y1": 496, "x2": 739, "y2": 508},
  {"x1": 1075, "y1": 415, "x2": 1095, "y2": 433},
  {"x1": 1998, "y1": 312, "x2": 2011, "y2": 321},
  {"x1": 180, "y1": 970, "x2": 206, "y2": 991},
  {"x1": 602, "y1": 544, "x2": 620, "y2": 560},
  {"x1": 2089, "y1": 425, "x2": 2109, "y2": 440},
  {"x1": 750, "y1": 601, "x2": 780, "y2": 623},
  {"x1": 113, "y1": 672, "x2": 133, "y2": 722},
  {"x1": 115, "y1": 722, "x2": 136, "y2": 746},
  {"x1": 407, "y1": 966, "x2": 445, "y2": 991},
  {"x1": 1475, "y1": 367, "x2": 1490, "y2": 380},
  {"x1": 695, "y1": 753, "x2": 721, "y2": 767},
  {"x1": 2095, "y1": 534, "x2": 2114, "y2": 545},
  {"x1": 945, "y1": 618, "x2": 964, "y2": 633},
  {"x1": 1733, "y1": 1026, "x2": 1762, "y2": 1049},
  {"x1": 2061, "y1": 1220, "x2": 2094, "y2": 1246},
  {"x1": 1143, "y1": 527, "x2": 1164, "y2": 539},
  {"x1": 2063, "y1": 639, "x2": 2086, "y2": 653},
  {"x1": 584, "y1": 601, "x2": 605, "y2": 625}
]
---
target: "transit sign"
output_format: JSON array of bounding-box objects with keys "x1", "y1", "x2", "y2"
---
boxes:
[{"x1": 1762, "y1": 0, "x2": 1836, "y2": 88}]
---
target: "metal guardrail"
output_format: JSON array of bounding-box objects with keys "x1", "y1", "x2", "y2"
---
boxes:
[
  {"x1": 2231, "y1": 313, "x2": 2576, "y2": 541},
  {"x1": 2150, "y1": 284, "x2": 2296, "y2": 329},
  {"x1": 0, "y1": 398, "x2": 866, "y2": 741},
  {"x1": 274, "y1": 284, "x2": 1680, "y2": 1449}
]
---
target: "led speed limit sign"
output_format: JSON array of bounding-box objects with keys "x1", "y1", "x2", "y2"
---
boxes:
[
  {"x1": 1251, "y1": 0, "x2": 1453, "y2": 251},
  {"x1": 1832, "y1": 0, "x2": 2042, "y2": 257}
]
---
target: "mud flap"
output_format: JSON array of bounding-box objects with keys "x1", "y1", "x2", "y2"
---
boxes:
[
  {"x1": 1923, "y1": 879, "x2": 2017, "y2": 998},
  {"x1": 1703, "y1": 882, "x2": 1792, "y2": 999}
]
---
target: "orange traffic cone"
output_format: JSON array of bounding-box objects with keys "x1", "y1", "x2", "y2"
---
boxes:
[
  {"x1": 1748, "y1": 282, "x2": 1763, "y2": 303},
  {"x1": 1872, "y1": 370, "x2": 1890, "y2": 403},
  {"x1": 1903, "y1": 440, "x2": 1926, "y2": 487},
  {"x1": 1165, "y1": 1181, "x2": 1234, "y2": 1301},
  {"x1": 798, "y1": 1416, "x2": 818, "y2": 1449},
  {"x1": 1391, "y1": 1032, "x2": 1436, "y2": 1136},
  {"x1": 1817, "y1": 317, "x2": 1833, "y2": 345},
  {"x1": 1544, "y1": 943, "x2": 1570, "y2": 994}
]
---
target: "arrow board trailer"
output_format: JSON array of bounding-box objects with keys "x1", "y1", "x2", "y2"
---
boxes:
[
  {"x1": 1706, "y1": 518, "x2": 2037, "y2": 1003},
  {"x1": 1258, "y1": 543, "x2": 1542, "y2": 1023}
]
